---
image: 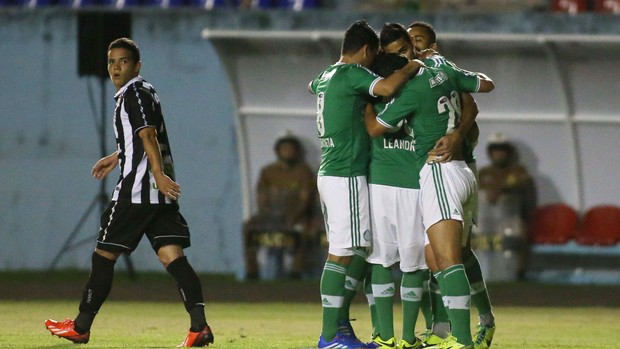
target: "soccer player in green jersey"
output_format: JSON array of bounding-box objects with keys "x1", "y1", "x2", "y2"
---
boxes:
[
  {"x1": 364, "y1": 50, "x2": 494, "y2": 349},
  {"x1": 407, "y1": 21, "x2": 497, "y2": 349},
  {"x1": 309, "y1": 20, "x2": 422, "y2": 349},
  {"x1": 364, "y1": 24, "x2": 441, "y2": 349}
]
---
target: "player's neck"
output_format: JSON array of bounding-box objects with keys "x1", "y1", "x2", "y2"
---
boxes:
[{"x1": 339, "y1": 53, "x2": 363, "y2": 66}]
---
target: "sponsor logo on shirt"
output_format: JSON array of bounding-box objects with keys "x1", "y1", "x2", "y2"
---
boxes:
[{"x1": 429, "y1": 71, "x2": 448, "y2": 88}]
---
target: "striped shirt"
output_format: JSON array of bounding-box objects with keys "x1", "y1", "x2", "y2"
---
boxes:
[{"x1": 111, "y1": 76, "x2": 175, "y2": 205}]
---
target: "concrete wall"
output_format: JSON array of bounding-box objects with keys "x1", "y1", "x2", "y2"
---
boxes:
[{"x1": 0, "y1": 10, "x2": 243, "y2": 275}]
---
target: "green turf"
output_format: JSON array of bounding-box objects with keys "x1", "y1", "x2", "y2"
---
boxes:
[{"x1": 2, "y1": 300, "x2": 619, "y2": 348}]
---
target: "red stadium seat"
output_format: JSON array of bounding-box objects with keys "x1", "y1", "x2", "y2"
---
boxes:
[
  {"x1": 595, "y1": 0, "x2": 620, "y2": 13},
  {"x1": 530, "y1": 204, "x2": 579, "y2": 244},
  {"x1": 576, "y1": 205, "x2": 620, "y2": 246},
  {"x1": 551, "y1": 0, "x2": 588, "y2": 13}
]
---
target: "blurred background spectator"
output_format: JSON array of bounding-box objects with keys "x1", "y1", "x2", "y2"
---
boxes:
[
  {"x1": 474, "y1": 133, "x2": 537, "y2": 281},
  {"x1": 242, "y1": 132, "x2": 319, "y2": 280}
]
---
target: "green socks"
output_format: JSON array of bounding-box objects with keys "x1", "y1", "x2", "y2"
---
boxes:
[
  {"x1": 371, "y1": 264, "x2": 394, "y2": 340},
  {"x1": 370, "y1": 267, "x2": 430, "y2": 343},
  {"x1": 320, "y1": 261, "x2": 346, "y2": 341},
  {"x1": 321, "y1": 250, "x2": 369, "y2": 341},
  {"x1": 463, "y1": 251, "x2": 495, "y2": 326},
  {"x1": 436, "y1": 265, "x2": 473, "y2": 346},
  {"x1": 364, "y1": 269, "x2": 379, "y2": 339},
  {"x1": 400, "y1": 269, "x2": 426, "y2": 343},
  {"x1": 419, "y1": 269, "x2": 433, "y2": 330},
  {"x1": 339, "y1": 250, "x2": 368, "y2": 322},
  {"x1": 429, "y1": 273, "x2": 450, "y2": 337}
]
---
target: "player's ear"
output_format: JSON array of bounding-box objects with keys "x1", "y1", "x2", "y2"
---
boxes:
[
  {"x1": 134, "y1": 61, "x2": 141, "y2": 74},
  {"x1": 362, "y1": 44, "x2": 370, "y2": 58},
  {"x1": 430, "y1": 43, "x2": 438, "y2": 51}
]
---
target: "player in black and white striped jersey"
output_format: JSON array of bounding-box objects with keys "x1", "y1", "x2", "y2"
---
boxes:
[
  {"x1": 45, "y1": 37, "x2": 214, "y2": 348},
  {"x1": 110, "y1": 73, "x2": 175, "y2": 204}
]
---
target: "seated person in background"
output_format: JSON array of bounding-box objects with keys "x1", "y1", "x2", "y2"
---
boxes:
[
  {"x1": 243, "y1": 133, "x2": 317, "y2": 280},
  {"x1": 478, "y1": 132, "x2": 537, "y2": 279}
]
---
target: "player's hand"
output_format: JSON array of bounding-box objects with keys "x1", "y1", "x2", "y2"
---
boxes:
[
  {"x1": 154, "y1": 173, "x2": 181, "y2": 201},
  {"x1": 92, "y1": 153, "x2": 118, "y2": 180},
  {"x1": 428, "y1": 132, "x2": 462, "y2": 163}
]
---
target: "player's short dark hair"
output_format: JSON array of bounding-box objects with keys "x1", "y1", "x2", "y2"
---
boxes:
[
  {"x1": 108, "y1": 37, "x2": 141, "y2": 62},
  {"x1": 380, "y1": 23, "x2": 410, "y2": 49},
  {"x1": 371, "y1": 52, "x2": 409, "y2": 78},
  {"x1": 408, "y1": 21, "x2": 437, "y2": 44},
  {"x1": 341, "y1": 20, "x2": 379, "y2": 55}
]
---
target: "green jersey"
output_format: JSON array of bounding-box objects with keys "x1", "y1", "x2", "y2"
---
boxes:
[
  {"x1": 369, "y1": 101, "x2": 419, "y2": 189},
  {"x1": 376, "y1": 64, "x2": 480, "y2": 168},
  {"x1": 310, "y1": 63, "x2": 382, "y2": 177},
  {"x1": 424, "y1": 55, "x2": 477, "y2": 164}
]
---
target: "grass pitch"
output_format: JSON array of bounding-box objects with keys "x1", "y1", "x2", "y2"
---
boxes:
[{"x1": 1, "y1": 300, "x2": 619, "y2": 348}]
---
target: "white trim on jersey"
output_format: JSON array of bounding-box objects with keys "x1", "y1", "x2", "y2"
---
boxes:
[
  {"x1": 368, "y1": 76, "x2": 382, "y2": 98},
  {"x1": 376, "y1": 115, "x2": 398, "y2": 130}
]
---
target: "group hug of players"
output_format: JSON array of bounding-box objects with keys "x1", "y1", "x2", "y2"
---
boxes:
[{"x1": 310, "y1": 20, "x2": 496, "y2": 349}]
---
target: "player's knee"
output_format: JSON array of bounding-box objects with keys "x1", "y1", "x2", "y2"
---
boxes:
[
  {"x1": 95, "y1": 248, "x2": 121, "y2": 262},
  {"x1": 327, "y1": 246, "x2": 357, "y2": 265},
  {"x1": 436, "y1": 255, "x2": 461, "y2": 271},
  {"x1": 424, "y1": 244, "x2": 439, "y2": 272},
  {"x1": 157, "y1": 245, "x2": 184, "y2": 268},
  {"x1": 327, "y1": 254, "x2": 352, "y2": 265}
]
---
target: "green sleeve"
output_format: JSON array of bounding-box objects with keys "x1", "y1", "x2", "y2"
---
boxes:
[
  {"x1": 348, "y1": 65, "x2": 382, "y2": 97},
  {"x1": 376, "y1": 87, "x2": 416, "y2": 129},
  {"x1": 310, "y1": 77, "x2": 319, "y2": 94},
  {"x1": 448, "y1": 65, "x2": 481, "y2": 93}
]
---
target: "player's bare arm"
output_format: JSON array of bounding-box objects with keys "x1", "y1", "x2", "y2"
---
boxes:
[
  {"x1": 455, "y1": 92, "x2": 478, "y2": 141},
  {"x1": 138, "y1": 127, "x2": 181, "y2": 201},
  {"x1": 429, "y1": 92, "x2": 478, "y2": 162},
  {"x1": 468, "y1": 121, "x2": 480, "y2": 148},
  {"x1": 372, "y1": 59, "x2": 424, "y2": 97},
  {"x1": 476, "y1": 72, "x2": 495, "y2": 92},
  {"x1": 363, "y1": 102, "x2": 391, "y2": 138},
  {"x1": 454, "y1": 68, "x2": 495, "y2": 93},
  {"x1": 91, "y1": 151, "x2": 118, "y2": 180}
]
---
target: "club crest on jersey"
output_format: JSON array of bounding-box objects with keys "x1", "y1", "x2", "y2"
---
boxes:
[
  {"x1": 363, "y1": 229, "x2": 371, "y2": 242},
  {"x1": 429, "y1": 71, "x2": 448, "y2": 88}
]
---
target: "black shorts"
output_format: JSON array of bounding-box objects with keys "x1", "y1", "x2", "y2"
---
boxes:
[{"x1": 97, "y1": 201, "x2": 191, "y2": 254}]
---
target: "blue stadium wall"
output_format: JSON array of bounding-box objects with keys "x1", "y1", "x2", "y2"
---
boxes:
[
  {"x1": 1, "y1": 9, "x2": 619, "y2": 277},
  {"x1": 0, "y1": 9, "x2": 244, "y2": 275}
]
